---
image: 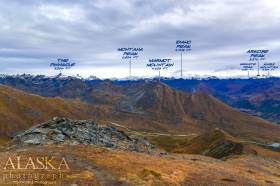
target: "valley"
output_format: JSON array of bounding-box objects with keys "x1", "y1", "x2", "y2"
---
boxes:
[{"x1": 0, "y1": 75, "x2": 279, "y2": 185}]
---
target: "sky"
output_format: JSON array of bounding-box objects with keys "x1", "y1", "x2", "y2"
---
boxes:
[{"x1": 0, "y1": 0, "x2": 280, "y2": 78}]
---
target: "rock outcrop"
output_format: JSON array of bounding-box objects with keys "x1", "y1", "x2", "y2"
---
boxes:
[{"x1": 11, "y1": 117, "x2": 153, "y2": 152}]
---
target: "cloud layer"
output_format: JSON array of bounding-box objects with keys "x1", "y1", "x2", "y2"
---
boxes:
[{"x1": 0, "y1": 0, "x2": 280, "y2": 78}]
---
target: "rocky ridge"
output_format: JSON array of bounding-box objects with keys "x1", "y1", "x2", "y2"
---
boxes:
[{"x1": 11, "y1": 117, "x2": 153, "y2": 152}]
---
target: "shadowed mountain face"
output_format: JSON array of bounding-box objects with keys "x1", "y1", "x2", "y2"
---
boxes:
[
  {"x1": 0, "y1": 76, "x2": 280, "y2": 143},
  {"x1": 1, "y1": 75, "x2": 280, "y2": 123},
  {"x1": 114, "y1": 82, "x2": 280, "y2": 141},
  {"x1": 162, "y1": 78, "x2": 280, "y2": 124}
]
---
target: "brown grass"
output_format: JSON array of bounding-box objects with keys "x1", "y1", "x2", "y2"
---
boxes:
[{"x1": 0, "y1": 145, "x2": 279, "y2": 185}]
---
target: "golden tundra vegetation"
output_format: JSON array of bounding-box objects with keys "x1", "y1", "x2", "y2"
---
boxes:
[
  {"x1": 0, "y1": 145, "x2": 279, "y2": 185},
  {"x1": 0, "y1": 83, "x2": 279, "y2": 185},
  {"x1": 0, "y1": 83, "x2": 280, "y2": 141}
]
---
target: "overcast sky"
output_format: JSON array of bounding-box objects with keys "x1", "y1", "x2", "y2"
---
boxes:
[{"x1": 0, "y1": 0, "x2": 280, "y2": 78}]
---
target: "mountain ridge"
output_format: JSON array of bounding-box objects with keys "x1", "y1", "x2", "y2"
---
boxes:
[{"x1": 0, "y1": 81, "x2": 279, "y2": 143}]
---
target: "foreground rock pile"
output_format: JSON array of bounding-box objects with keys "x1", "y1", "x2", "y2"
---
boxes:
[{"x1": 11, "y1": 117, "x2": 153, "y2": 152}]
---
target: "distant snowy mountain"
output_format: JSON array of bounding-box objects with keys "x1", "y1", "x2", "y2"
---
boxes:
[{"x1": 0, "y1": 73, "x2": 279, "y2": 124}]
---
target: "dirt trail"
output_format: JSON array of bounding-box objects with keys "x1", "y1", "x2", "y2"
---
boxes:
[{"x1": 108, "y1": 121, "x2": 197, "y2": 137}]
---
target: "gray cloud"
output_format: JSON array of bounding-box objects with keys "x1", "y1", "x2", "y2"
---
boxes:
[{"x1": 0, "y1": 0, "x2": 279, "y2": 77}]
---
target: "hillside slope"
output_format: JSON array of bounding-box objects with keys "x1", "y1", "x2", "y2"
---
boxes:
[
  {"x1": 114, "y1": 82, "x2": 280, "y2": 142},
  {"x1": 162, "y1": 78, "x2": 280, "y2": 124},
  {"x1": 1, "y1": 75, "x2": 280, "y2": 123},
  {"x1": 0, "y1": 85, "x2": 95, "y2": 136},
  {"x1": 1, "y1": 117, "x2": 280, "y2": 186},
  {"x1": 0, "y1": 81, "x2": 280, "y2": 143},
  {"x1": 1, "y1": 145, "x2": 279, "y2": 185}
]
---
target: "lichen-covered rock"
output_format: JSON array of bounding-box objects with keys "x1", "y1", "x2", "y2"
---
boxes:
[{"x1": 12, "y1": 117, "x2": 154, "y2": 152}]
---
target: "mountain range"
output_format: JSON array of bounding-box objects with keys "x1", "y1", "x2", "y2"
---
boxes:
[
  {"x1": 0, "y1": 75, "x2": 279, "y2": 143},
  {"x1": 0, "y1": 74, "x2": 280, "y2": 185},
  {"x1": 1, "y1": 74, "x2": 279, "y2": 123},
  {"x1": 162, "y1": 77, "x2": 280, "y2": 124}
]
